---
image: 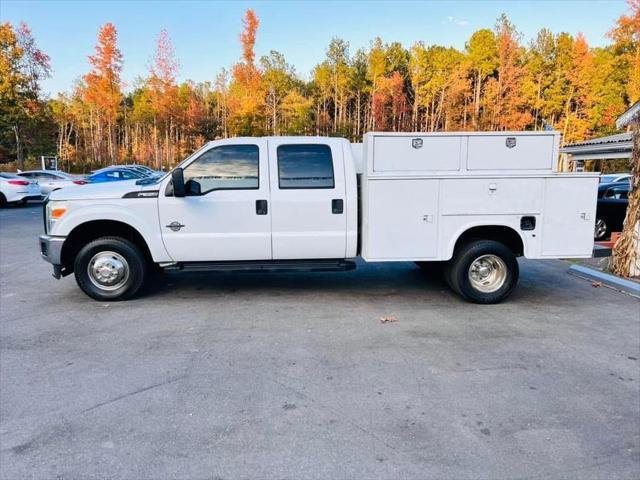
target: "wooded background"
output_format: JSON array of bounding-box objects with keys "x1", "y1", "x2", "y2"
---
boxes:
[{"x1": 1, "y1": 2, "x2": 638, "y2": 172}]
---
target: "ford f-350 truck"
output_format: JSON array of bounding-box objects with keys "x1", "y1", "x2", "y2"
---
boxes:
[{"x1": 39, "y1": 131, "x2": 598, "y2": 303}]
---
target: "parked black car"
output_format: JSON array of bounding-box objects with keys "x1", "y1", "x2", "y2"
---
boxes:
[{"x1": 595, "y1": 181, "x2": 630, "y2": 240}]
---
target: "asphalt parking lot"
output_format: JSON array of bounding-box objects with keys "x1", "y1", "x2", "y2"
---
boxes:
[{"x1": 1, "y1": 204, "x2": 639, "y2": 480}]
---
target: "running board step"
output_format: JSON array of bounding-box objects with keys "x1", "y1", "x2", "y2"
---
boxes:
[{"x1": 164, "y1": 259, "x2": 357, "y2": 273}]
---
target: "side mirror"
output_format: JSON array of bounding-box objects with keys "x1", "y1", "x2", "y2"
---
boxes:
[{"x1": 172, "y1": 168, "x2": 185, "y2": 197}]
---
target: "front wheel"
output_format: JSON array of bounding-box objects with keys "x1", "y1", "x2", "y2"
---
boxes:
[
  {"x1": 444, "y1": 240, "x2": 519, "y2": 304},
  {"x1": 74, "y1": 237, "x2": 148, "y2": 301}
]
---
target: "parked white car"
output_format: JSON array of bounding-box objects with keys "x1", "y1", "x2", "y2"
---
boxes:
[
  {"x1": 18, "y1": 170, "x2": 86, "y2": 195},
  {"x1": 0, "y1": 172, "x2": 42, "y2": 206}
]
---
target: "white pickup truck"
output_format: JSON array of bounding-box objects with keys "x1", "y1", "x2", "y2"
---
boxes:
[{"x1": 39, "y1": 132, "x2": 598, "y2": 303}]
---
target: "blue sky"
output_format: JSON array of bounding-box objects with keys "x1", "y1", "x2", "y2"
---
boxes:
[{"x1": 1, "y1": 0, "x2": 629, "y2": 96}]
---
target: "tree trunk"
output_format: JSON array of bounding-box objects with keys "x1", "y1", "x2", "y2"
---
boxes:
[
  {"x1": 13, "y1": 125, "x2": 23, "y2": 170},
  {"x1": 612, "y1": 120, "x2": 640, "y2": 278}
]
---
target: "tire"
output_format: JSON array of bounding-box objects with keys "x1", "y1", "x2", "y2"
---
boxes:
[
  {"x1": 444, "y1": 240, "x2": 519, "y2": 304},
  {"x1": 0, "y1": 193, "x2": 6, "y2": 208},
  {"x1": 74, "y1": 237, "x2": 147, "y2": 301},
  {"x1": 594, "y1": 218, "x2": 609, "y2": 241}
]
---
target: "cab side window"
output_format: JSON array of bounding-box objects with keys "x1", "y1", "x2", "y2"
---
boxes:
[
  {"x1": 277, "y1": 144, "x2": 334, "y2": 189},
  {"x1": 184, "y1": 145, "x2": 259, "y2": 194}
]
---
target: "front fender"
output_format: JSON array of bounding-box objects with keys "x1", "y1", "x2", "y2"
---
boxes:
[{"x1": 53, "y1": 201, "x2": 172, "y2": 262}]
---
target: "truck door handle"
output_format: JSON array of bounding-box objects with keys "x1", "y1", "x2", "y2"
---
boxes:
[
  {"x1": 256, "y1": 199, "x2": 268, "y2": 215},
  {"x1": 332, "y1": 199, "x2": 344, "y2": 214}
]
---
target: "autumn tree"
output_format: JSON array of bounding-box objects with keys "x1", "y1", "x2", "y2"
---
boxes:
[
  {"x1": 82, "y1": 22, "x2": 123, "y2": 164},
  {"x1": 228, "y1": 9, "x2": 264, "y2": 135},
  {"x1": 0, "y1": 22, "x2": 51, "y2": 167},
  {"x1": 608, "y1": 0, "x2": 640, "y2": 104},
  {"x1": 410, "y1": 44, "x2": 465, "y2": 131},
  {"x1": 281, "y1": 90, "x2": 313, "y2": 134},
  {"x1": 349, "y1": 48, "x2": 370, "y2": 138},
  {"x1": 373, "y1": 71, "x2": 409, "y2": 131},
  {"x1": 561, "y1": 33, "x2": 596, "y2": 143},
  {"x1": 2, "y1": 8, "x2": 632, "y2": 179},
  {"x1": 465, "y1": 29, "x2": 497, "y2": 129},
  {"x1": 260, "y1": 50, "x2": 296, "y2": 134},
  {"x1": 311, "y1": 61, "x2": 332, "y2": 135},
  {"x1": 611, "y1": 1, "x2": 640, "y2": 279},
  {"x1": 148, "y1": 29, "x2": 180, "y2": 168},
  {"x1": 326, "y1": 38, "x2": 352, "y2": 133},
  {"x1": 367, "y1": 37, "x2": 387, "y2": 129},
  {"x1": 485, "y1": 15, "x2": 531, "y2": 130}
]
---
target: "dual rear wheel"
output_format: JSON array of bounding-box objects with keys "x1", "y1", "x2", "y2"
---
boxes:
[{"x1": 418, "y1": 240, "x2": 519, "y2": 304}]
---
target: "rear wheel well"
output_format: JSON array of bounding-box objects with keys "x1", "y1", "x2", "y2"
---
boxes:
[
  {"x1": 61, "y1": 220, "x2": 153, "y2": 273},
  {"x1": 453, "y1": 226, "x2": 524, "y2": 257}
]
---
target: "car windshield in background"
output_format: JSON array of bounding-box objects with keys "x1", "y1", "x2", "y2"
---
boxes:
[
  {"x1": 600, "y1": 174, "x2": 630, "y2": 184},
  {"x1": 136, "y1": 175, "x2": 163, "y2": 185},
  {"x1": 88, "y1": 169, "x2": 144, "y2": 182}
]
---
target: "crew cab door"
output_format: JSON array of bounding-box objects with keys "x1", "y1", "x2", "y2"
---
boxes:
[
  {"x1": 158, "y1": 139, "x2": 271, "y2": 262},
  {"x1": 268, "y1": 139, "x2": 347, "y2": 259}
]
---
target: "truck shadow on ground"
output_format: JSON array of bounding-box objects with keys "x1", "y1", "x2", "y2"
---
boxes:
[
  {"x1": 149, "y1": 262, "x2": 446, "y2": 298},
  {"x1": 141, "y1": 260, "x2": 573, "y2": 307}
]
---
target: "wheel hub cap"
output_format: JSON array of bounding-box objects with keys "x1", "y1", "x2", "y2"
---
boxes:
[
  {"x1": 594, "y1": 219, "x2": 607, "y2": 239},
  {"x1": 468, "y1": 254, "x2": 507, "y2": 293},
  {"x1": 88, "y1": 251, "x2": 129, "y2": 291}
]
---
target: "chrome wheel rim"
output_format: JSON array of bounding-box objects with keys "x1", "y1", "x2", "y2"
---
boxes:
[
  {"x1": 594, "y1": 219, "x2": 607, "y2": 240},
  {"x1": 468, "y1": 254, "x2": 507, "y2": 293},
  {"x1": 87, "y1": 251, "x2": 129, "y2": 291}
]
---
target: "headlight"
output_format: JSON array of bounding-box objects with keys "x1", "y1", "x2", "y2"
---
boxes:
[{"x1": 45, "y1": 201, "x2": 68, "y2": 233}]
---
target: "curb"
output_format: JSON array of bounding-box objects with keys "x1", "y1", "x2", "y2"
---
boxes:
[{"x1": 568, "y1": 264, "x2": 640, "y2": 297}]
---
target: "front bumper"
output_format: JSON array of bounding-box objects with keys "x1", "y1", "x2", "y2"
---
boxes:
[
  {"x1": 22, "y1": 194, "x2": 44, "y2": 201},
  {"x1": 39, "y1": 234, "x2": 66, "y2": 278},
  {"x1": 7, "y1": 193, "x2": 43, "y2": 203}
]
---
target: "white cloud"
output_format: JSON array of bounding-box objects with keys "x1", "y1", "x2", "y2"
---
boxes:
[{"x1": 442, "y1": 16, "x2": 470, "y2": 27}]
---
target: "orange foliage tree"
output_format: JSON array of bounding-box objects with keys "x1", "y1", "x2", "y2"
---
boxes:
[
  {"x1": 4, "y1": 6, "x2": 637, "y2": 173},
  {"x1": 148, "y1": 29, "x2": 180, "y2": 169},
  {"x1": 81, "y1": 22, "x2": 123, "y2": 164},
  {"x1": 228, "y1": 9, "x2": 264, "y2": 135}
]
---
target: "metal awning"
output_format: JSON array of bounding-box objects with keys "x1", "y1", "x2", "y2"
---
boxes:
[
  {"x1": 616, "y1": 101, "x2": 640, "y2": 129},
  {"x1": 560, "y1": 132, "x2": 633, "y2": 161}
]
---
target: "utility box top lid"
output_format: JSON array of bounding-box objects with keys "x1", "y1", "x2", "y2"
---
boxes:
[{"x1": 364, "y1": 131, "x2": 560, "y2": 175}]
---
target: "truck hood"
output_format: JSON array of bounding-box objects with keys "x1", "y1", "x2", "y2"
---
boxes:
[{"x1": 48, "y1": 180, "x2": 145, "y2": 201}]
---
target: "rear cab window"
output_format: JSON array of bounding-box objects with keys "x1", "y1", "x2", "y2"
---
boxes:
[{"x1": 277, "y1": 144, "x2": 334, "y2": 189}]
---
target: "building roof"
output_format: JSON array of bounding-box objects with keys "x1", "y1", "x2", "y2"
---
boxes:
[
  {"x1": 560, "y1": 132, "x2": 633, "y2": 161},
  {"x1": 616, "y1": 101, "x2": 640, "y2": 129}
]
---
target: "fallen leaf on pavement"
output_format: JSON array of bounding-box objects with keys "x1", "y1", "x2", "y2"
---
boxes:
[
  {"x1": 591, "y1": 281, "x2": 602, "y2": 288},
  {"x1": 380, "y1": 316, "x2": 398, "y2": 323}
]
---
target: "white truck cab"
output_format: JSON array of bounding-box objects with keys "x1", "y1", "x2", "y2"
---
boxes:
[{"x1": 39, "y1": 132, "x2": 598, "y2": 303}]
